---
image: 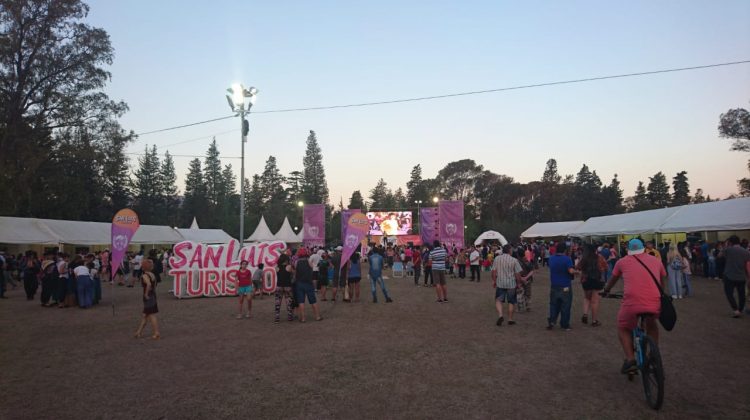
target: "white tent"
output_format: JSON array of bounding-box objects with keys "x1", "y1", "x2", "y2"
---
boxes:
[
  {"x1": 273, "y1": 217, "x2": 301, "y2": 243},
  {"x1": 246, "y1": 216, "x2": 276, "y2": 242},
  {"x1": 520, "y1": 221, "x2": 585, "y2": 238},
  {"x1": 570, "y1": 207, "x2": 681, "y2": 237},
  {"x1": 176, "y1": 228, "x2": 234, "y2": 244},
  {"x1": 658, "y1": 197, "x2": 750, "y2": 233},
  {"x1": 0, "y1": 217, "x2": 62, "y2": 245},
  {"x1": 474, "y1": 230, "x2": 508, "y2": 245},
  {"x1": 189, "y1": 217, "x2": 199, "y2": 229},
  {"x1": 296, "y1": 228, "x2": 304, "y2": 243},
  {"x1": 132, "y1": 225, "x2": 184, "y2": 244}
]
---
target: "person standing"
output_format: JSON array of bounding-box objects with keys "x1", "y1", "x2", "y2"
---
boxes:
[
  {"x1": 368, "y1": 248, "x2": 393, "y2": 303},
  {"x1": 347, "y1": 251, "x2": 362, "y2": 302},
  {"x1": 22, "y1": 253, "x2": 40, "y2": 300},
  {"x1": 236, "y1": 260, "x2": 253, "y2": 319},
  {"x1": 678, "y1": 246, "x2": 693, "y2": 297},
  {"x1": 412, "y1": 247, "x2": 422, "y2": 286},
  {"x1": 74, "y1": 262, "x2": 93, "y2": 308},
  {"x1": 456, "y1": 249, "x2": 467, "y2": 279},
  {"x1": 275, "y1": 252, "x2": 294, "y2": 322},
  {"x1": 430, "y1": 241, "x2": 449, "y2": 302},
  {"x1": 293, "y1": 248, "x2": 322, "y2": 322},
  {"x1": 491, "y1": 245, "x2": 525, "y2": 326},
  {"x1": 56, "y1": 255, "x2": 69, "y2": 308},
  {"x1": 251, "y1": 263, "x2": 264, "y2": 299},
  {"x1": 0, "y1": 252, "x2": 6, "y2": 299},
  {"x1": 547, "y1": 242, "x2": 575, "y2": 331},
  {"x1": 134, "y1": 258, "x2": 160, "y2": 339},
  {"x1": 518, "y1": 250, "x2": 536, "y2": 312},
  {"x1": 318, "y1": 252, "x2": 331, "y2": 301},
  {"x1": 576, "y1": 244, "x2": 606, "y2": 326},
  {"x1": 329, "y1": 246, "x2": 343, "y2": 302},
  {"x1": 666, "y1": 245, "x2": 683, "y2": 299},
  {"x1": 469, "y1": 246, "x2": 481, "y2": 282},
  {"x1": 422, "y1": 246, "x2": 433, "y2": 287},
  {"x1": 40, "y1": 257, "x2": 58, "y2": 307},
  {"x1": 722, "y1": 235, "x2": 750, "y2": 318}
]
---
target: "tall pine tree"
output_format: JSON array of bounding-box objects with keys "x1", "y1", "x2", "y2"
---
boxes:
[
  {"x1": 183, "y1": 158, "x2": 208, "y2": 226},
  {"x1": 671, "y1": 171, "x2": 691, "y2": 205},
  {"x1": 647, "y1": 172, "x2": 671, "y2": 208},
  {"x1": 160, "y1": 151, "x2": 179, "y2": 225},
  {"x1": 406, "y1": 164, "x2": 426, "y2": 203},
  {"x1": 301, "y1": 130, "x2": 329, "y2": 204},
  {"x1": 132, "y1": 145, "x2": 161, "y2": 223}
]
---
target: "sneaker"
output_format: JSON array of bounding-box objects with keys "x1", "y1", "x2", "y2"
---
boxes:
[
  {"x1": 385, "y1": 297, "x2": 393, "y2": 303},
  {"x1": 442, "y1": 298, "x2": 448, "y2": 303},
  {"x1": 546, "y1": 323, "x2": 554, "y2": 330},
  {"x1": 496, "y1": 317, "x2": 504, "y2": 326},
  {"x1": 508, "y1": 320, "x2": 516, "y2": 325},
  {"x1": 620, "y1": 359, "x2": 638, "y2": 374},
  {"x1": 244, "y1": 314, "x2": 251, "y2": 319},
  {"x1": 581, "y1": 314, "x2": 588, "y2": 324},
  {"x1": 436, "y1": 299, "x2": 443, "y2": 303},
  {"x1": 564, "y1": 328, "x2": 572, "y2": 332}
]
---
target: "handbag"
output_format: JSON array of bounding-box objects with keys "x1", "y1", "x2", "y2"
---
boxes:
[{"x1": 634, "y1": 256, "x2": 677, "y2": 331}]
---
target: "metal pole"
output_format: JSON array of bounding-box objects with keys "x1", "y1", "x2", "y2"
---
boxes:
[{"x1": 239, "y1": 107, "x2": 246, "y2": 244}]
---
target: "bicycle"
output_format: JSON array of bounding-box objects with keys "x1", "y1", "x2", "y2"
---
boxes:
[{"x1": 628, "y1": 313, "x2": 665, "y2": 410}]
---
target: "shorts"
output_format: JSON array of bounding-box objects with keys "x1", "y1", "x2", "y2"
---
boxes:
[
  {"x1": 617, "y1": 304, "x2": 659, "y2": 329},
  {"x1": 316, "y1": 277, "x2": 330, "y2": 290},
  {"x1": 237, "y1": 285, "x2": 253, "y2": 295},
  {"x1": 295, "y1": 281, "x2": 317, "y2": 305},
  {"x1": 348, "y1": 276, "x2": 361, "y2": 284},
  {"x1": 582, "y1": 277, "x2": 604, "y2": 291},
  {"x1": 252, "y1": 280, "x2": 262, "y2": 291},
  {"x1": 312, "y1": 271, "x2": 320, "y2": 281},
  {"x1": 495, "y1": 288, "x2": 517, "y2": 304},
  {"x1": 433, "y1": 270, "x2": 447, "y2": 285}
]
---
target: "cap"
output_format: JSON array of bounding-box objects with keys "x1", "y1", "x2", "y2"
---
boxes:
[{"x1": 627, "y1": 239, "x2": 645, "y2": 256}]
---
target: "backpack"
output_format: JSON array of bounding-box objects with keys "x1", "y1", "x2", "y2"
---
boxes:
[{"x1": 670, "y1": 257, "x2": 683, "y2": 271}]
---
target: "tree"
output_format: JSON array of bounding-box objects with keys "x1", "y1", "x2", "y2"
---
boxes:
[
  {"x1": 160, "y1": 151, "x2": 179, "y2": 226},
  {"x1": 718, "y1": 106, "x2": 750, "y2": 196},
  {"x1": 406, "y1": 164, "x2": 426, "y2": 203},
  {"x1": 285, "y1": 170, "x2": 304, "y2": 204},
  {"x1": 259, "y1": 156, "x2": 286, "y2": 203},
  {"x1": 203, "y1": 138, "x2": 224, "y2": 206},
  {"x1": 437, "y1": 159, "x2": 484, "y2": 203},
  {"x1": 393, "y1": 188, "x2": 406, "y2": 209},
  {"x1": 301, "y1": 130, "x2": 329, "y2": 204},
  {"x1": 693, "y1": 188, "x2": 706, "y2": 204},
  {"x1": 631, "y1": 181, "x2": 651, "y2": 212},
  {"x1": 349, "y1": 190, "x2": 365, "y2": 210},
  {"x1": 132, "y1": 145, "x2": 161, "y2": 223},
  {"x1": 740, "y1": 160, "x2": 750, "y2": 197},
  {"x1": 601, "y1": 174, "x2": 624, "y2": 214},
  {"x1": 369, "y1": 179, "x2": 390, "y2": 209},
  {"x1": 541, "y1": 158, "x2": 562, "y2": 184},
  {"x1": 0, "y1": 0, "x2": 130, "y2": 216},
  {"x1": 646, "y1": 172, "x2": 670, "y2": 208},
  {"x1": 671, "y1": 171, "x2": 690, "y2": 205},
  {"x1": 183, "y1": 158, "x2": 208, "y2": 226}
]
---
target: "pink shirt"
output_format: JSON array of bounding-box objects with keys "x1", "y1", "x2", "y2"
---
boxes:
[{"x1": 612, "y1": 254, "x2": 666, "y2": 309}]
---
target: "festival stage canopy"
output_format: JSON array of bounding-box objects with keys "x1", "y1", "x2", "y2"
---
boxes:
[
  {"x1": 520, "y1": 221, "x2": 585, "y2": 238},
  {"x1": 176, "y1": 228, "x2": 234, "y2": 244},
  {"x1": 273, "y1": 217, "x2": 301, "y2": 243},
  {"x1": 246, "y1": 216, "x2": 275, "y2": 242}
]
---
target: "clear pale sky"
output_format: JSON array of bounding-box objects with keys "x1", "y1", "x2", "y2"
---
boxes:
[{"x1": 86, "y1": 0, "x2": 750, "y2": 210}]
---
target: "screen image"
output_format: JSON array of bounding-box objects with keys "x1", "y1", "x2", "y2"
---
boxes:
[{"x1": 366, "y1": 211, "x2": 413, "y2": 236}]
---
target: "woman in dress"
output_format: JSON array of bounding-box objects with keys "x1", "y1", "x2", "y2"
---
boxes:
[
  {"x1": 134, "y1": 258, "x2": 160, "y2": 339},
  {"x1": 666, "y1": 245, "x2": 683, "y2": 299},
  {"x1": 576, "y1": 244, "x2": 606, "y2": 326}
]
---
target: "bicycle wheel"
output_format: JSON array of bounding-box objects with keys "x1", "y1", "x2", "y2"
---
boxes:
[{"x1": 640, "y1": 336, "x2": 665, "y2": 410}]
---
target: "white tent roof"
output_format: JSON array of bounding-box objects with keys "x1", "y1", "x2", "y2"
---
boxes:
[
  {"x1": 190, "y1": 217, "x2": 199, "y2": 229},
  {"x1": 570, "y1": 207, "x2": 681, "y2": 237},
  {"x1": 474, "y1": 230, "x2": 508, "y2": 245},
  {"x1": 658, "y1": 197, "x2": 750, "y2": 233},
  {"x1": 246, "y1": 216, "x2": 276, "y2": 242},
  {"x1": 520, "y1": 221, "x2": 585, "y2": 238},
  {"x1": 296, "y1": 228, "x2": 304, "y2": 242},
  {"x1": 0, "y1": 217, "x2": 62, "y2": 245},
  {"x1": 176, "y1": 228, "x2": 234, "y2": 244},
  {"x1": 273, "y1": 217, "x2": 301, "y2": 243}
]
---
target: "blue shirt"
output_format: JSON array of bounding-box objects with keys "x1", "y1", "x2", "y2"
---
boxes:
[
  {"x1": 368, "y1": 253, "x2": 384, "y2": 274},
  {"x1": 549, "y1": 254, "x2": 573, "y2": 287},
  {"x1": 600, "y1": 248, "x2": 611, "y2": 260},
  {"x1": 348, "y1": 258, "x2": 361, "y2": 278}
]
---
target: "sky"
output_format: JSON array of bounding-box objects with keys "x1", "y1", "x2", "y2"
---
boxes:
[{"x1": 85, "y1": 0, "x2": 750, "y2": 209}]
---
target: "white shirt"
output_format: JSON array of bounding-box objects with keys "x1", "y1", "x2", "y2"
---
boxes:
[
  {"x1": 470, "y1": 250, "x2": 480, "y2": 265},
  {"x1": 133, "y1": 255, "x2": 143, "y2": 270},
  {"x1": 74, "y1": 266, "x2": 90, "y2": 277},
  {"x1": 57, "y1": 261, "x2": 68, "y2": 278},
  {"x1": 309, "y1": 253, "x2": 321, "y2": 271}
]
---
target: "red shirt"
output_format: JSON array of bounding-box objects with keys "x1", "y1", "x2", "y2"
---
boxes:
[
  {"x1": 237, "y1": 269, "x2": 252, "y2": 287},
  {"x1": 612, "y1": 254, "x2": 666, "y2": 309}
]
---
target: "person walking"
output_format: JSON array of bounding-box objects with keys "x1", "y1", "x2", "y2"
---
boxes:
[
  {"x1": 430, "y1": 241, "x2": 449, "y2": 303},
  {"x1": 40, "y1": 257, "x2": 58, "y2": 307},
  {"x1": 134, "y1": 258, "x2": 160, "y2": 339},
  {"x1": 22, "y1": 254, "x2": 40, "y2": 300},
  {"x1": 518, "y1": 249, "x2": 536, "y2": 312},
  {"x1": 274, "y1": 251, "x2": 294, "y2": 322},
  {"x1": 293, "y1": 248, "x2": 322, "y2": 322},
  {"x1": 678, "y1": 246, "x2": 693, "y2": 297},
  {"x1": 329, "y1": 246, "x2": 343, "y2": 302},
  {"x1": 491, "y1": 245, "x2": 525, "y2": 326},
  {"x1": 412, "y1": 247, "x2": 422, "y2": 286},
  {"x1": 236, "y1": 260, "x2": 253, "y2": 319},
  {"x1": 422, "y1": 246, "x2": 433, "y2": 287},
  {"x1": 721, "y1": 235, "x2": 750, "y2": 318},
  {"x1": 368, "y1": 248, "x2": 393, "y2": 303},
  {"x1": 576, "y1": 244, "x2": 606, "y2": 326},
  {"x1": 666, "y1": 245, "x2": 684, "y2": 299},
  {"x1": 547, "y1": 242, "x2": 576, "y2": 331},
  {"x1": 470, "y1": 246, "x2": 481, "y2": 282}
]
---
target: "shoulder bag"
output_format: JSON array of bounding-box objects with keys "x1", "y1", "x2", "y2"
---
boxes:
[{"x1": 634, "y1": 256, "x2": 677, "y2": 331}]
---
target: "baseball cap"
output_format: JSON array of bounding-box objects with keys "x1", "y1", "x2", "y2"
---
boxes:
[{"x1": 627, "y1": 239, "x2": 645, "y2": 255}]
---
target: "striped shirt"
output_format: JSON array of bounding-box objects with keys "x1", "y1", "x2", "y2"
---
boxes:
[
  {"x1": 429, "y1": 247, "x2": 448, "y2": 271},
  {"x1": 492, "y1": 253, "x2": 522, "y2": 289}
]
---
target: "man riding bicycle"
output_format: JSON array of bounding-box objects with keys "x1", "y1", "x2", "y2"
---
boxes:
[{"x1": 602, "y1": 239, "x2": 667, "y2": 374}]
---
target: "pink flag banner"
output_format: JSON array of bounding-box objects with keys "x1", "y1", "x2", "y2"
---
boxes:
[
  {"x1": 340, "y1": 213, "x2": 369, "y2": 275},
  {"x1": 341, "y1": 209, "x2": 361, "y2": 242},
  {"x1": 439, "y1": 200, "x2": 464, "y2": 249},
  {"x1": 110, "y1": 208, "x2": 140, "y2": 274},
  {"x1": 303, "y1": 204, "x2": 325, "y2": 247},
  {"x1": 420, "y1": 207, "x2": 439, "y2": 246}
]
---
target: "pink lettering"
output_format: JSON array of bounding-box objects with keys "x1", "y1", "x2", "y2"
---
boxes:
[
  {"x1": 204, "y1": 246, "x2": 223, "y2": 269},
  {"x1": 170, "y1": 242, "x2": 193, "y2": 269}
]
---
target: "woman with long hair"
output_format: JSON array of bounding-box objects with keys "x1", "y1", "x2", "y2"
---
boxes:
[
  {"x1": 678, "y1": 245, "x2": 693, "y2": 297},
  {"x1": 134, "y1": 258, "x2": 160, "y2": 339},
  {"x1": 576, "y1": 244, "x2": 606, "y2": 326},
  {"x1": 666, "y1": 245, "x2": 683, "y2": 299}
]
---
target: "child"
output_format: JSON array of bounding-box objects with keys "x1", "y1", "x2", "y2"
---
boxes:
[
  {"x1": 251, "y1": 263, "x2": 264, "y2": 299},
  {"x1": 236, "y1": 261, "x2": 253, "y2": 318}
]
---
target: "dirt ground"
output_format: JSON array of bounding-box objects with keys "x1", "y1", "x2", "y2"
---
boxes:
[{"x1": 1, "y1": 266, "x2": 748, "y2": 420}]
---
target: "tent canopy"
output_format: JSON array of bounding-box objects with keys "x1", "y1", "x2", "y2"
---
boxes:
[
  {"x1": 520, "y1": 221, "x2": 585, "y2": 238},
  {"x1": 0, "y1": 217, "x2": 62, "y2": 245},
  {"x1": 176, "y1": 228, "x2": 234, "y2": 244},
  {"x1": 273, "y1": 217, "x2": 301, "y2": 243},
  {"x1": 246, "y1": 216, "x2": 276, "y2": 242},
  {"x1": 474, "y1": 230, "x2": 508, "y2": 246},
  {"x1": 570, "y1": 207, "x2": 681, "y2": 237},
  {"x1": 658, "y1": 197, "x2": 750, "y2": 233}
]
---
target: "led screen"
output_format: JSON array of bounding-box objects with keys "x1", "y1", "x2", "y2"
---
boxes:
[{"x1": 366, "y1": 211, "x2": 412, "y2": 236}]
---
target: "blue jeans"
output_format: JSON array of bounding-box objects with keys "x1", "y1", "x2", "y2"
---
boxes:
[
  {"x1": 682, "y1": 273, "x2": 692, "y2": 297},
  {"x1": 369, "y1": 271, "x2": 390, "y2": 300},
  {"x1": 548, "y1": 286, "x2": 572, "y2": 329},
  {"x1": 76, "y1": 275, "x2": 93, "y2": 308},
  {"x1": 707, "y1": 259, "x2": 716, "y2": 278}
]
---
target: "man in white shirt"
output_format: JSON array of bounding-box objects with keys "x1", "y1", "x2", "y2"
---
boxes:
[
  {"x1": 309, "y1": 249, "x2": 322, "y2": 289},
  {"x1": 470, "y1": 246, "x2": 482, "y2": 282}
]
